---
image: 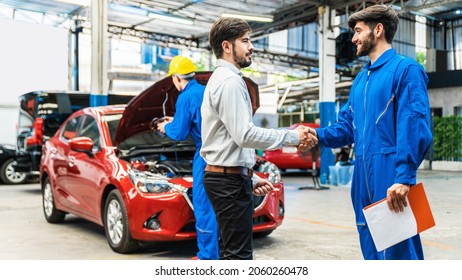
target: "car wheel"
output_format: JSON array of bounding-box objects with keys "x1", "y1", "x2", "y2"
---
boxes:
[
  {"x1": 104, "y1": 189, "x2": 139, "y2": 254},
  {"x1": 0, "y1": 158, "x2": 27, "y2": 184},
  {"x1": 42, "y1": 177, "x2": 66, "y2": 223},
  {"x1": 253, "y1": 229, "x2": 274, "y2": 238}
]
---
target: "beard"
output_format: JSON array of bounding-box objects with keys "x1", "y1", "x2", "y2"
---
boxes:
[
  {"x1": 232, "y1": 44, "x2": 252, "y2": 68},
  {"x1": 356, "y1": 32, "x2": 375, "y2": 57}
]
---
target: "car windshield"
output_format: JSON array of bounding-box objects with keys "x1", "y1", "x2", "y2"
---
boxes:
[
  {"x1": 103, "y1": 113, "x2": 123, "y2": 145},
  {"x1": 103, "y1": 113, "x2": 195, "y2": 154}
]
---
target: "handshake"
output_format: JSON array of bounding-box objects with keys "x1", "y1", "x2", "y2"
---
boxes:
[{"x1": 294, "y1": 125, "x2": 318, "y2": 152}]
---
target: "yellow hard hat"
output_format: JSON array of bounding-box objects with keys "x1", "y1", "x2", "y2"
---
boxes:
[{"x1": 168, "y1": 56, "x2": 197, "y2": 77}]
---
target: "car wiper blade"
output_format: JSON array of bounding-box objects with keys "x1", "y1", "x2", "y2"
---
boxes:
[
  {"x1": 174, "y1": 141, "x2": 196, "y2": 147},
  {"x1": 127, "y1": 142, "x2": 174, "y2": 153}
]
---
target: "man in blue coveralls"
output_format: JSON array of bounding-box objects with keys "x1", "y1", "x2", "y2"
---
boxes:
[
  {"x1": 157, "y1": 56, "x2": 219, "y2": 260},
  {"x1": 313, "y1": 5, "x2": 432, "y2": 259}
]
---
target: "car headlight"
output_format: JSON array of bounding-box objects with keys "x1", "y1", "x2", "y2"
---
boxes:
[
  {"x1": 128, "y1": 168, "x2": 172, "y2": 193},
  {"x1": 256, "y1": 161, "x2": 281, "y2": 184}
]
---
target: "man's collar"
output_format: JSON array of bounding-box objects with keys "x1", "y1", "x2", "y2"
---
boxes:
[
  {"x1": 216, "y1": 59, "x2": 243, "y2": 76},
  {"x1": 365, "y1": 48, "x2": 397, "y2": 70}
]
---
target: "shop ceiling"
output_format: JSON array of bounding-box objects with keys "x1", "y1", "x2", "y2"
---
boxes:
[
  {"x1": 3, "y1": 0, "x2": 461, "y2": 72},
  {"x1": 3, "y1": 0, "x2": 462, "y2": 46},
  {"x1": 2, "y1": 0, "x2": 462, "y2": 106}
]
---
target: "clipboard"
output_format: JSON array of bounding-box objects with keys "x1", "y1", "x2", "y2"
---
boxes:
[{"x1": 362, "y1": 182, "x2": 435, "y2": 251}]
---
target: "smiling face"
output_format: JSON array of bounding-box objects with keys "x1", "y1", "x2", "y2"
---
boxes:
[
  {"x1": 229, "y1": 31, "x2": 254, "y2": 68},
  {"x1": 352, "y1": 21, "x2": 376, "y2": 57}
]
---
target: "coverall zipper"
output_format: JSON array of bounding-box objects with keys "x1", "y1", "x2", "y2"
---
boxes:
[
  {"x1": 375, "y1": 95, "x2": 395, "y2": 124},
  {"x1": 362, "y1": 71, "x2": 373, "y2": 204}
]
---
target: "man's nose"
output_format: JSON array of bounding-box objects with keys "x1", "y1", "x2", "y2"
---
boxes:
[{"x1": 351, "y1": 34, "x2": 358, "y2": 43}]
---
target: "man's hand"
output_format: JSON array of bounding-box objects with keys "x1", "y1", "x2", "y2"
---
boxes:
[
  {"x1": 387, "y1": 183, "x2": 410, "y2": 213},
  {"x1": 295, "y1": 125, "x2": 318, "y2": 152},
  {"x1": 156, "y1": 116, "x2": 173, "y2": 133},
  {"x1": 253, "y1": 178, "x2": 274, "y2": 196}
]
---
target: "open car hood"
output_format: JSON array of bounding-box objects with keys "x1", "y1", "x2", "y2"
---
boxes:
[{"x1": 114, "y1": 71, "x2": 260, "y2": 146}]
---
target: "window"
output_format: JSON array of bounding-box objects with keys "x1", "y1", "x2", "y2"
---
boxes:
[
  {"x1": 431, "y1": 107, "x2": 442, "y2": 117},
  {"x1": 455, "y1": 106, "x2": 462, "y2": 116},
  {"x1": 78, "y1": 116, "x2": 101, "y2": 149},
  {"x1": 61, "y1": 116, "x2": 82, "y2": 140}
]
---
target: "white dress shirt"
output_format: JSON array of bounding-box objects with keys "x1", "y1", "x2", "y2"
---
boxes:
[{"x1": 200, "y1": 59, "x2": 300, "y2": 183}]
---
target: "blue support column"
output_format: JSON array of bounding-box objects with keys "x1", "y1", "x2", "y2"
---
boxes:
[
  {"x1": 318, "y1": 5, "x2": 337, "y2": 184},
  {"x1": 90, "y1": 94, "x2": 108, "y2": 107},
  {"x1": 319, "y1": 102, "x2": 336, "y2": 184},
  {"x1": 90, "y1": 0, "x2": 108, "y2": 107}
]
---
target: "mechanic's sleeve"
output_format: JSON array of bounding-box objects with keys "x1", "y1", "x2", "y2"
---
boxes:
[
  {"x1": 164, "y1": 95, "x2": 192, "y2": 141},
  {"x1": 394, "y1": 64, "x2": 433, "y2": 185},
  {"x1": 315, "y1": 101, "x2": 355, "y2": 148}
]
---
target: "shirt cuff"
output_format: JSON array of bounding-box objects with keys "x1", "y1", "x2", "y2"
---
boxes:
[
  {"x1": 288, "y1": 129, "x2": 300, "y2": 145},
  {"x1": 251, "y1": 173, "x2": 261, "y2": 187}
]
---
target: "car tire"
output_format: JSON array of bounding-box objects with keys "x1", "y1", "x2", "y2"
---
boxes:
[
  {"x1": 253, "y1": 229, "x2": 274, "y2": 238},
  {"x1": 0, "y1": 158, "x2": 27, "y2": 184},
  {"x1": 104, "y1": 189, "x2": 139, "y2": 254},
  {"x1": 42, "y1": 177, "x2": 66, "y2": 223}
]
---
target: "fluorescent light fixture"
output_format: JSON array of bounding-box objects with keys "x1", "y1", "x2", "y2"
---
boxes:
[
  {"x1": 148, "y1": 12, "x2": 194, "y2": 25},
  {"x1": 109, "y1": 3, "x2": 148, "y2": 16},
  {"x1": 221, "y1": 13, "x2": 273, "y2": 22},
  {"x1": 55, "y1": 0, "x2": 90, "y2": 6}
]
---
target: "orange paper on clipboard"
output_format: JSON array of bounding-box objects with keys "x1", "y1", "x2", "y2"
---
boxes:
[{"x1": 363, "y1": 182, "x2": 435, "y2": 251}]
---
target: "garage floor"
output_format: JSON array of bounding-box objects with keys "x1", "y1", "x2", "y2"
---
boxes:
[{"x1": 0, "y1": 169, "x2": 460, "y2": 260}]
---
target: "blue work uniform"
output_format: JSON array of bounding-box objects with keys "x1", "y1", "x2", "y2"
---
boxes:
[
  {"x1": 164, "y1": 79, "x2": 219, "y2": 260},
  {"x1": 316, "y1": 49, "x2": 433, "y2": 259}
]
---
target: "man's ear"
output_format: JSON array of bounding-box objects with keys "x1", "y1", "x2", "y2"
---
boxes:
[
  {"x1": 222, "y1": 40, "x2": 231, "y2": 54},
  {"x1": 375, "y1": 23, "x2": 385, "y2": 38}
]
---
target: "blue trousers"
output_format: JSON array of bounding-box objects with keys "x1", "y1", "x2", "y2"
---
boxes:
[
  {"x1": 358, "y1": 224, "x2": 424, "y2": 260},
  {"x1": 193, "y1": 153, "x2": 219, "y2": 260}
]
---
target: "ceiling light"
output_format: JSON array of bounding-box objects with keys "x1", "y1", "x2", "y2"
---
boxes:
[
  {"x1": 148, "y1": 12, "x2": 194, "y2": 25},
  {"x1": 55, "y1": 0, "x2": 90, "y2": 6},
  {"x1": 109, "y1": 3, "x2": 148, "y2": 16},
  {"x1": 221, "y1": 13, "x2": 273, "y2": 23}
]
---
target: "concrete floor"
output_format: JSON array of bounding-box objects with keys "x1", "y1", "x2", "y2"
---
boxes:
[{"x1": 0, "y1": 169, "x2": 460, "y2": 260}]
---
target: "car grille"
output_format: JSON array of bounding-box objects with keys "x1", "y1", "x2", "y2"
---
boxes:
[
  {"x1": 253, "y1": 215, "x2": 270, "y2": 225},
  {"x1": 253, "y1": 194, "x2": 266, "y2": 210}
]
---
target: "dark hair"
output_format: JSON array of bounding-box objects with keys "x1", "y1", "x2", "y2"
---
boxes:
[
  {"x1": 209, "y1": 17, "x2": 252, "y2": 58},
  {"x1": 347, "y1": 4, "x2": 399, "y2": 44}
]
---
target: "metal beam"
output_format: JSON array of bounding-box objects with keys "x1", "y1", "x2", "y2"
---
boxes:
[
  {"x1": 107, "y1": 25, "x2": 199, "y2": 48},
  {"x1": 253, "y1": 49, "x2": 318, "y2": 68},
  {"x1": 399, "y1": 0, "x2": 462, "y2": 13}
]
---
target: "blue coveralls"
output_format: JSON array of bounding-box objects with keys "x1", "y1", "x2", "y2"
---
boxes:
[
  {"x1": 164, "y1": 79, "x2": 219, "y2": 260},
  {"x1": 316, "y1": 49, "x2": 433, "y2": 260}
]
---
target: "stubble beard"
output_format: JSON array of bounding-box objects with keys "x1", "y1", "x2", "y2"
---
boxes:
[
  {"x1": 232, "y1": 45, "x2": 252, "y2": 68},
  {"x1": 357, "y1": 32, "x2": 375, "y2": 57}
]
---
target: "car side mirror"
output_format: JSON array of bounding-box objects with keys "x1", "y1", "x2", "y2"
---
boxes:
[{"x1": 69, "y1": 137, "x2": 94, "y2": 158}]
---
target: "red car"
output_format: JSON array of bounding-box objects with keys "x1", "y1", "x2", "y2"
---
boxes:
[
  {"x1": 40, "y1": 72, "x2": 285, "y2": 254},
  {"x1": 262, "y1": 122, "x2": 320, "y2": 172}
]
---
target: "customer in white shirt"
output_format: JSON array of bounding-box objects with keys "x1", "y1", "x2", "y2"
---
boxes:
[{"x1": 200, "y1": 17, "x2": 318, "y2": 260}]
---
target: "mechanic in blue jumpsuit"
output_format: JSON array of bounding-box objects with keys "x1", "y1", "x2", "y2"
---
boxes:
[
  {"x1": 313, "y1": 5, "x2": 432, "y2": 259},
  {"x1": 157, "y1": 56, "x2": 219, "y2": 260}
]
